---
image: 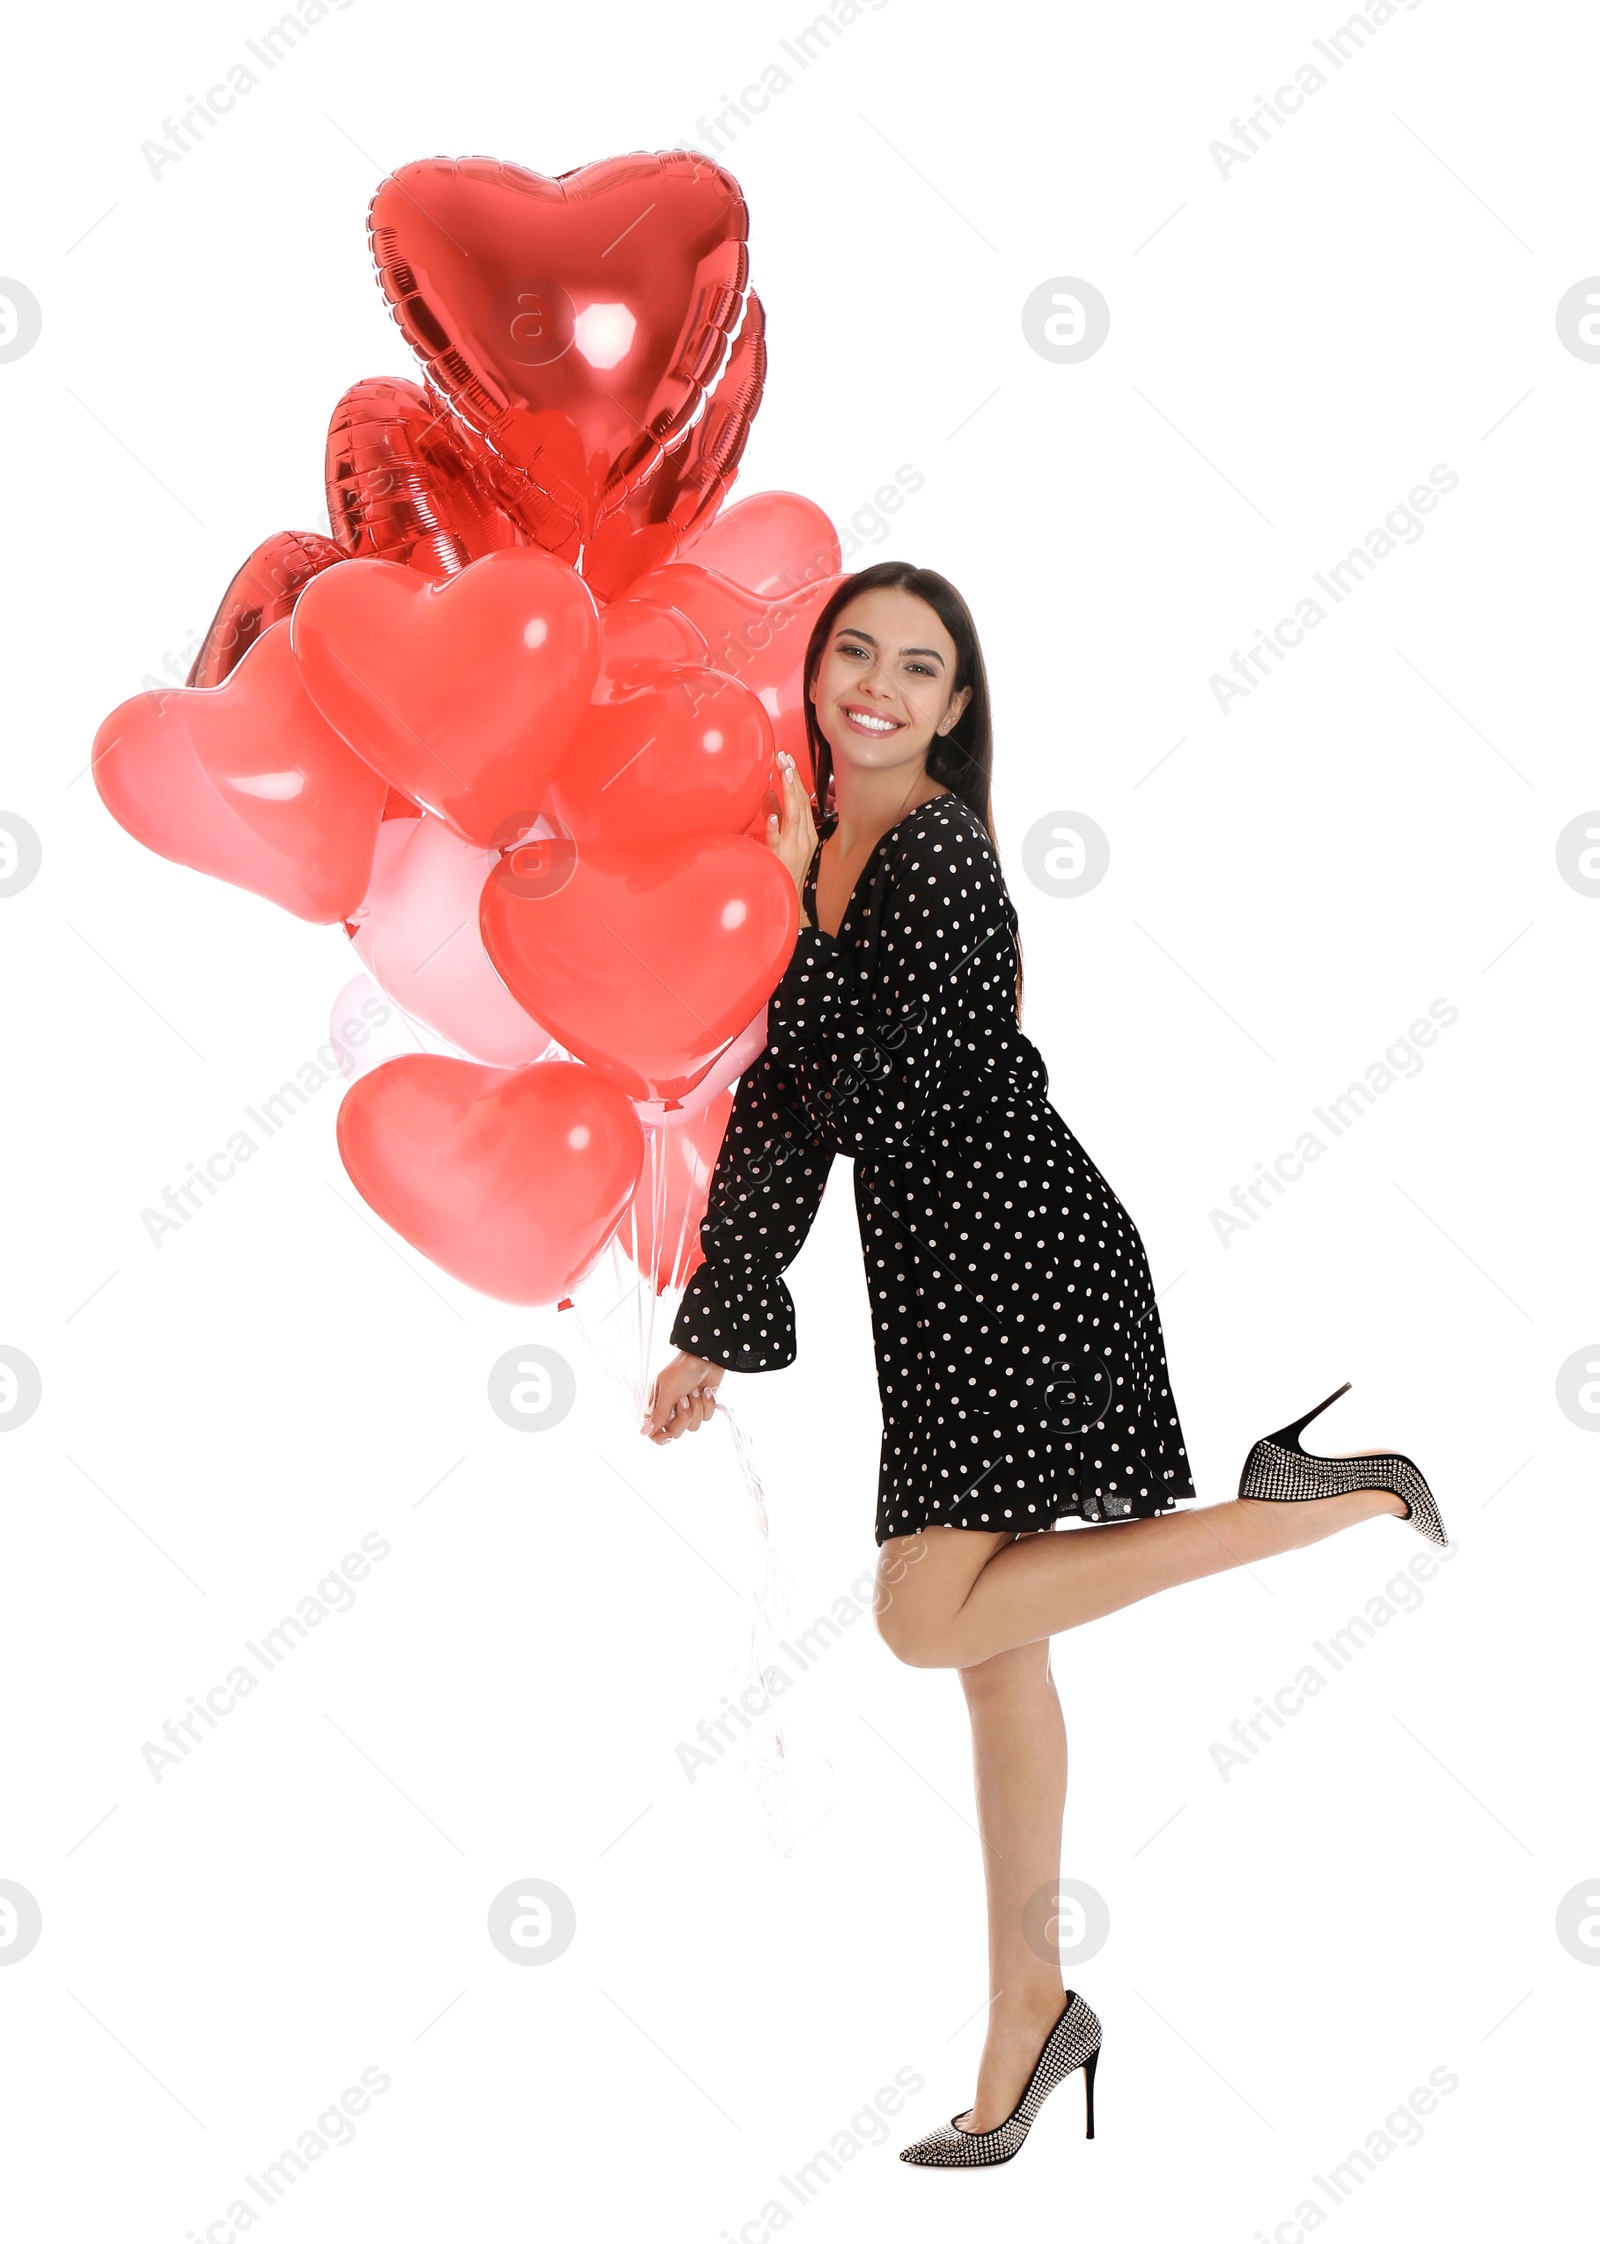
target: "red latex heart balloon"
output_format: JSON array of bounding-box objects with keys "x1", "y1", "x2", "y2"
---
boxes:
[
  {"x1": 188, "y1": 529, "x2": 345, "y2": 689},
  {"x1": 480, "y1": 833, "x2": 797, "y2": 1104},
  {"x1": 581, "y1": 292, "x2": 769, "y2": 602},
  {"x1": 326, "y1": 376, "x2": 526, "y2": 577},
  {"x1": 680, "y1": 489, "x2": 842, "y2": 600},
  {"x1": 290, "y1": 548, "x2": 600, "y2": 849},
  {"x1": 337, "y1": 1056, "x2": 644, "y2": 1305},
  {"x1": 367, "y1": 152, "x2": 750, "y2": 546},
  {"x1": 93, "y1": 619, "x2": 387, "y2": 924},
  {"x1": 592, "y1": 597, "x2": 709, "y2": 702},
  {"x1": 548, "y1": 664, "x2": 775, "y2": 849},
  {"x1": 611, "y1": 563, "x2": 843, "y2": 789}
]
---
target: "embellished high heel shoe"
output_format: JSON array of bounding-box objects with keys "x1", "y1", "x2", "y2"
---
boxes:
[
  {"x1": 1237, "y1": 1382, "x2": 1448, "y2": 1546},
  {"x1": 898, "y1": 1990, "x2": 1101, "y2": 2168}
]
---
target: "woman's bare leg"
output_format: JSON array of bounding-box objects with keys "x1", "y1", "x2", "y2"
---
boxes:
[
  {"x1": 876, "y1": 1480, "x2": 1407, "y2": 1670},
  {"x1": 953, "y1": 1633, "x2": 1074, "y2": 2131}
]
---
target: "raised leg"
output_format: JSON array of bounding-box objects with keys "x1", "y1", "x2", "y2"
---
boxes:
[
  {"x1": 952, "y1": 1635, "x2": 1072, "y2": 2132},
  {"x1": 876, "y1": 1483, "x2": 1405, "y2": 1670}
]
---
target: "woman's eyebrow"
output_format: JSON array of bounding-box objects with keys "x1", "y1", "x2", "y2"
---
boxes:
[{"x1": 835, "y1": 628, "x2": 946, "y2": 667}]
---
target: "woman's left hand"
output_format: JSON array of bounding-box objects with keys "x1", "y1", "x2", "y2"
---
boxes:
[{"x1": 766, "y1": 752, "x2": 817, "y2": 922}]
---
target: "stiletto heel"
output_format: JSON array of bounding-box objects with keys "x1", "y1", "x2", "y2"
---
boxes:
[
  {"x1": 1274, "y1": 1380, "x2": 1352, "y2": 1447},
  {"x1": 1237, "y1": 1380, "x2": 1449, "y2": 1547},
  {"x1": 898, "y1": 1990, "x2": 1102, "y2": 2168}
]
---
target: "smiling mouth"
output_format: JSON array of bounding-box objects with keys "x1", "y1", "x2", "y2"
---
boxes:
[{"x1": 841, "y1": 705, "x2": 904, "y2": 735}]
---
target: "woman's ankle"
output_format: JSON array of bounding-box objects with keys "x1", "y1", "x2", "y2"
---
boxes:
[{"x1": 988, "y1": 1979, "x2": 1066, "y2": 2034}]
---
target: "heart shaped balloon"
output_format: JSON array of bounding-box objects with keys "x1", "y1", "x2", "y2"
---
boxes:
[
  {"x1": 480, "y1": 832, "x2": 797, "y2": 1104},
  {"x1": 329, "y1": 971, "x2": 432, "y2": 1083},
  {"x1": 326, "y1": 375, "x2": 526, "y2": 577},
  {"x1": 631, "y1": 1003, "x2": 769, "y2": 1128},
  {"x1": 367, "y1": 152, "x2": 751, "y2": 546},
  {"x1": 592, "y1": 596, "x2": 709, "y2": 702},
  {"x1": 337, "y1": 1055, "x2": 645, "y2": 1304},
  {"x1": 290, "y1": 548, "x2": 600, "y2": 848},
  {"x1": 681, "y1": 490, "x2": 842, "y2": 600},
  {"x1": 348, "y1": 813, "x2": 553, "y2": 1068},
  {"x1": 610, "y1": 562, "x2": 842, "y2": 787},
  {"x1": 580, "y1": 291, "x2": 769, "y2": 602},
  {"x1": 93, "y1": 619, "x2": 388, "y2": 923},
  {"x1": 188, "y1": 529, "x2": 345, "y2": 689},
  {"x1": 548, "y1": 663, "x2": 775, "y2": 850}
]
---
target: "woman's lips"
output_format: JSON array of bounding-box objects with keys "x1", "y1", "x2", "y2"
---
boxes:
[{"x1": 841, "y1": 705, "x2": 904, "y2": 736}]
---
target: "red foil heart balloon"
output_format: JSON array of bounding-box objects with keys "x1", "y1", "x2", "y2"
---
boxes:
[
  {"x1": 581, "y1": 292, "x2": 769, "y2": 602},
  {"x1": 325, "y1": 375, "x2": 526, "y2": 577},
  {"x1": 549, "y1": 664, "x2": 775, "y2": 849},
  {"x1": 367, "y1": 153, "x2": 751, "y2": 546},
  {"x1": 290, "y1": 548, "x2": 600, "y2": 849},
  {"x1": 93, "y1": 620, "x2": 388, "y2": 924},
  {"x1": 336, "y1": 1055, "x2": 644, "y2": 1305},
  {"x1": 188, "y1": 529, "x2": 345, "y2": 689},
  {"x1": 480, "y1": 832, "x2": 797, "y2": 1104}
]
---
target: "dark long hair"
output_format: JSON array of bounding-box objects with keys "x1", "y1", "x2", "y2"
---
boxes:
[{"x1": 801, "y1": 560, "x2": 1024, "y2": 1018}]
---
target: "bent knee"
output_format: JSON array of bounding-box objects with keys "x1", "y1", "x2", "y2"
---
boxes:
[{"x1": 873, "y1": 1582, "x2": 958, "y2": 1668}]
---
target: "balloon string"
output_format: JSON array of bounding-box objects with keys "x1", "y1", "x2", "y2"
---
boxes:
[{"x1": 566, "y1": 1145, "x2": 811, "y2": 1854}]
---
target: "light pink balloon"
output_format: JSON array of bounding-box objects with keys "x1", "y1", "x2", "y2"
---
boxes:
[
  {"x1": 348, "y1": 813, "x2": 553, "y2": 1067},
  {"x1": 329, "y1": 972, "x2": 434, "y2": 1081},
  {"x1": 632, "y1": 1003, "x2": 770, "y2": 1127},
  {"x1": 680, "y1": 491, "x2": 841, "y2": 599}
]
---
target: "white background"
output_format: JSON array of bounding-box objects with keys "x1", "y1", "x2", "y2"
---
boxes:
[{"x1": 2, "y1": 1, "x2": 1595, "y2": 2237}]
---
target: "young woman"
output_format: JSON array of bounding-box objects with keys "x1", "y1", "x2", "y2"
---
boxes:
[{"x1": 641, "y1": 560, "x2": 1446, "y2": 2170}]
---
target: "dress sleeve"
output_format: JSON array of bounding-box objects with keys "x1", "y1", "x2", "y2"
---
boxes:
[
  {"x1": 764, "y1": 807, "x2": 1016, "y2": 1160},
  {"x1": 667, "y1": 1044, "x2": 836, "y2": 1371}
]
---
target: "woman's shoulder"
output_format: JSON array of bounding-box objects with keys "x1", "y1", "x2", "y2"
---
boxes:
[
  {"x1": 892, "y1": 789, "x2": 997, "y2": 875},
  {"x1": 889, "y1": 790, "x2": 1014, "y2": 923}
]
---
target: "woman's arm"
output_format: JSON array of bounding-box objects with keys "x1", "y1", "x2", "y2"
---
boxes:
[{"x1": 667, "y1": 1041, "x2": 837, "y2": 1372}]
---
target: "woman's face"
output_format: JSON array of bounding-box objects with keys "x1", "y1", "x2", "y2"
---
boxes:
[{"x1": 808, "y1": 586, "x2": 972, "y2": 783}]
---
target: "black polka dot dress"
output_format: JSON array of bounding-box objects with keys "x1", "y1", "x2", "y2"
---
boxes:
[{"x1": 669, "y1": 792, "x2": 1198, "y2": 1545}]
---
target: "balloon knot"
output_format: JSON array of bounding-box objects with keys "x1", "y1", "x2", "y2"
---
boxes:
[{"x1": 556, "y1": 1297, "x2": 574, "y2": 1311}]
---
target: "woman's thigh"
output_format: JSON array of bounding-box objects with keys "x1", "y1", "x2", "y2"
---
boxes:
[{"x1": 874, "y1": 1525, "x2": 1024, "y2": 1664}]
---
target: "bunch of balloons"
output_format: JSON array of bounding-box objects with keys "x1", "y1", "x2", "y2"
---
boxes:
[{"x1": 90, "y1": 151, "x2": 844, "y2": 1340}]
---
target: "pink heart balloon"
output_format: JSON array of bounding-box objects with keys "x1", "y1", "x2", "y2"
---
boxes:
[
  {"x1": 346, "y1": 813, "x2": 553, "y2": 1068},
  {"x1": 92, "y1": 619, "x2": 387, "y2": 924}
]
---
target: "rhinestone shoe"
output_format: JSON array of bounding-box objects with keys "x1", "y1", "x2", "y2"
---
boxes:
[
  {"x1": 1237, "y1": 1382, "x2": 1448, "y2": 1546},
  {"x1": 899, "y1": 1990, "x2": 1101, "y2": 2168}
]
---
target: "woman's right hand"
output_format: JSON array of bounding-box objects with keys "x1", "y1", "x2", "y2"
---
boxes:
[
  {"x1": 641, "y1": 1351, "x2": 726, "y2": 1442},
  {"x1": 766, "y1": 752, "x2": 818, "y2": 923}
]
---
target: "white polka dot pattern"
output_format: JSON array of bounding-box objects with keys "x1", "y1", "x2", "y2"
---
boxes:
[{"x1": 670, "y1": 794, "x2": 1198, "y2": 1545}]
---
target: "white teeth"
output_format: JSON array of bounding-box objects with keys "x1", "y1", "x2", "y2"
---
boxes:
[{"x1": 846, "y1": 709, "x2": 899, "y2": 732}]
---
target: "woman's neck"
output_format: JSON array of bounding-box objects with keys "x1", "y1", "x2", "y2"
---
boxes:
[{"x1": 827, "y1": 763, "x2": 951, "y2": 858}]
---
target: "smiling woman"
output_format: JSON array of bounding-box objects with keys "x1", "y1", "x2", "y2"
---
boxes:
[{"x1": 642, "y1": 557, "x2": 1444, "y2": 2167}]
